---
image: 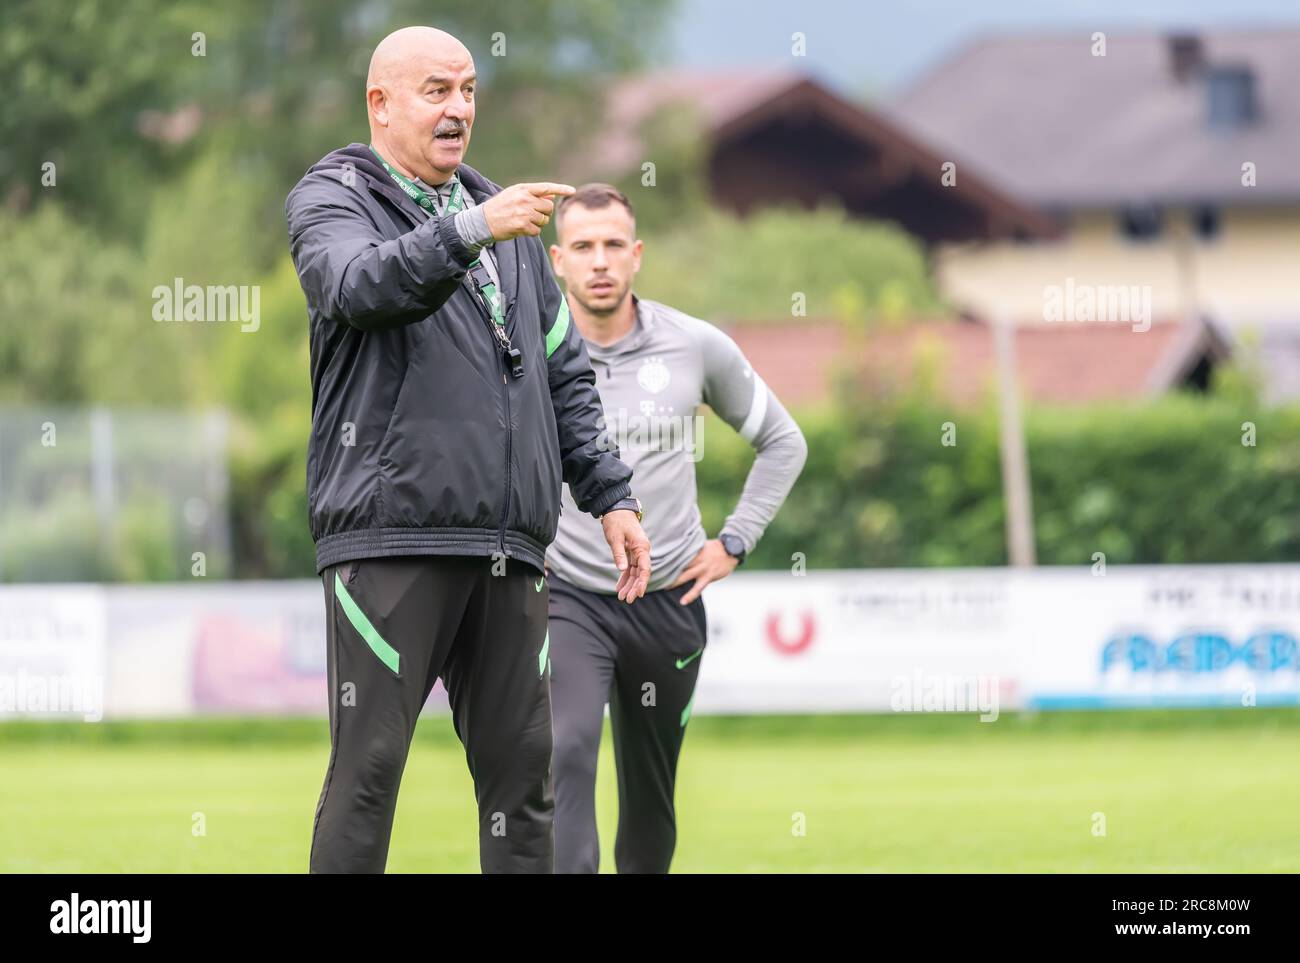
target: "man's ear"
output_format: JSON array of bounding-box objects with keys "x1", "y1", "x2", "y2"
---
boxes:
[
  {"x1": 548, "y1": 243, "x2": 564, "y2": 279},
  {"x1": 366, "y1": 85, "x2": 389, "y2": 126},
  {"x1": 631, "y1": 238, "x2": 644, "y2": 274}
]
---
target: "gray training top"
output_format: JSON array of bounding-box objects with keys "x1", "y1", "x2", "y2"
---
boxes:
[{"x1": 545, "y1": 296, "x2": 808, "y2": 595}]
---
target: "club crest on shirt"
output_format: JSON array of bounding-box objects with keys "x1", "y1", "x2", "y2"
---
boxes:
[{"x1": 637, "y1": 356, "x2": 671, "y2": 395}]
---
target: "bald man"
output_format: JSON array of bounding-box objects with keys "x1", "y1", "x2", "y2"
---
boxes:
[{"x1": 285, "y1": 26, "x2": 650, "y2": 874}]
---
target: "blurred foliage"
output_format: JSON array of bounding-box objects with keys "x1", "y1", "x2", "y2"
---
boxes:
[
  {"x1": 586, "y1": 100, "x2": 714, "y2": 237},
  {"x1": 632, "y1": 203, "x2": 941, "y2": 325},
  {"x1": 697, "y1": 375, "x2": 1300, "y2": 571},
  {"x1": 0, "y1": 0, "x2": 673, "y2": 579},
  {"x1": 0, "y1": 407, "x2": 227, "y2": 582},
  {"x1": 6, "y1": 0, "x2": 1291, "y2": 581},
  {"x1": 0, "y1": 206, "x2": 190, "y2": 404},
  {"x1": 2, "y1": 0, "x2": 674, "y2": 241}
]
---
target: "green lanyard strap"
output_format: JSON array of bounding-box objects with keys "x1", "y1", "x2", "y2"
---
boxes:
[{"x1": 369, "y1": 146, "x2": 504, "y2": 326}]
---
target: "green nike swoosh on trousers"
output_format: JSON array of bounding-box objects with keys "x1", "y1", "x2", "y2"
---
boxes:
[
  {"x1": 334, "y1": 573, "x2": 400, "y2": 674},
  {"x1": 535, "y1": 577, "x2": 544, "y2": 592},
  {"x1": 675, "y1": 649, "x2": 703, "y2": 670}
]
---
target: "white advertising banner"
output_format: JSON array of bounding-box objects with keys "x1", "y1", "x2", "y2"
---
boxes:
[
  {"x1": 698, "y1": 565, "x2": 1300, "y2": 713},
  {"x1": 696, "y1": 569, "x2": 1019, "y2": 714},
  {"x1": 0, "y1": 585, "x2": 107, "y2": 721},
  {"x1": 2, "y1": 564, "x2": 1298, "y2": 718},
  {"x1": 1016, "y1": 565, "x2": 1300, "y2": 709},
  {"x1": 104, "y1": 583, "x2": 328, "y2": 717}
]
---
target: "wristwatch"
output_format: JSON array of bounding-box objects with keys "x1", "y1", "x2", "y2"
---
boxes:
[
  {"x1": 719, "y1": 533, "x2": 747, "y2": 565},
  {"x1": 603, "y1": 496, "x2": 643, "y2": 523}
]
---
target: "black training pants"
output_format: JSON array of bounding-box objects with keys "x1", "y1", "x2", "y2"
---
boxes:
[
  {"x1": 310, "y1": 555, "x2": 554, "y2": 873},
  {"x1": 547, "y1": 574, "x2": 707, "y2": 874}
]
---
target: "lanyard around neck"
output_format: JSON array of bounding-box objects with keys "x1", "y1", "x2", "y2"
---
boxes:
[
  {"x1": 369, "y1": 145, "x2": 466, "y2": 213},
  {"x1": 368, "y1": 146, "x2": 504, "y2": 329}
]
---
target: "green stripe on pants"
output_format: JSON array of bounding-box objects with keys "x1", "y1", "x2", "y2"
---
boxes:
[{"x1": 334, "y1": 572, "x2": 400, "y2": 674}]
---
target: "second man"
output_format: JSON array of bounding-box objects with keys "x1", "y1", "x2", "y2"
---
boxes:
[{"x1": 544, "y1": 184, "x2": 808, "y2": 873}]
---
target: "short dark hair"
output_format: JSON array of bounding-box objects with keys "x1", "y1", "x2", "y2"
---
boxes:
[{"x1": 555, "y1": 182, "x2": 635, "y2": 234}]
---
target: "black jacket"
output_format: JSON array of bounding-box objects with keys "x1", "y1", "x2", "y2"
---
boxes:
[{"x1": 285, "y1": 144, "x2": 632, "y2": 574}]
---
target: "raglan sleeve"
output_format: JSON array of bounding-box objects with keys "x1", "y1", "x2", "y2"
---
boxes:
[{"x1": 697, "y1": 321, "x2": 808, "y2": 553}]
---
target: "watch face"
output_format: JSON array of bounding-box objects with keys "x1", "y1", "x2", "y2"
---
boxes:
[{"x1": 722, "y1": 535, "x2": 744, "y2": 558}]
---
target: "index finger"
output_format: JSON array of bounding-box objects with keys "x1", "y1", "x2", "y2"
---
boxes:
[
  {"x1": 524, "y1": 182, "x2": 576, "y2": 197},
  {"x1": 632, "y1": 545, "x2": 651, "y2": 602}
]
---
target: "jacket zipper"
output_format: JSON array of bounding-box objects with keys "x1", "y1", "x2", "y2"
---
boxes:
[
  {"x1": 388, "y1": 188, "x2": 523, "y2": 558},
  {"x1": 466, "y1": 279, "x2": 518, "y2": 556},
  {"x1": 500, "y1": 284, "x2": 521, "y2": 555},
  {"x1": 499, "y1": 357, "x2": 512, "y2": 556},
  {"x1": 499, "y1": 250, "x2": 526, "y2": 556}
]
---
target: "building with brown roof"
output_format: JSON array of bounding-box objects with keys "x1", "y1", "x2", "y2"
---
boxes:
[
  {"x1": 575, "y1": 42, "x2": 1300, "y2": 404},
  {"x1": 724, "y1": 316, "x2": 1230, "y2": 411},
  {"x1": 575, "y1": 68, "x2": 1055, "y2": 245},
  {"x1": 891, "y1": 29, "x2": 1300, "y2": 348}
]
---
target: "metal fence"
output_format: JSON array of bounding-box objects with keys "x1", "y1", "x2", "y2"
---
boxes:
[{"x1": 0, "y1": 408, "x2": 230, "y2": 582}]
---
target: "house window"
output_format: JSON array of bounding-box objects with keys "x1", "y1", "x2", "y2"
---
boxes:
[
  {"x1": 1206, "y1": 65, "x2": 1258, "y2": 130},
  {"x1": 1193, "y1": 205, "x2": 1221, "y2": 241},
  {"x1": 1119, "y1": 205, "x2": 1163, "y2": 241}
]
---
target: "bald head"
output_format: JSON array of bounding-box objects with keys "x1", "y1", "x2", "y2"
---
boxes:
[
  {"x1": 367, "y1": 26, "x2": 469, "y2": 88},
  {"x1": 366, "y1": 26, "x2": 477, "y2": 185}
]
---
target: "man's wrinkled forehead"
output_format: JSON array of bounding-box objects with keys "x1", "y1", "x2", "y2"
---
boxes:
[{"x1": 404, "y1": 51, "x2": 476, "y2": 89}]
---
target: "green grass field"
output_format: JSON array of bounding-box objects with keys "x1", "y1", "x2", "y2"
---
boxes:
[{"x1": 2, "y1": 709, "x2": 1298, "y2": 872}]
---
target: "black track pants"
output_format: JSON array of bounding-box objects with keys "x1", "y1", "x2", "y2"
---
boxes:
[
  {"x1": 547, "y1": 574, "x2": 707, "y2": 874},
  {"x1": 310, "y1": 555, "x2": 554, "y2": 874}
]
